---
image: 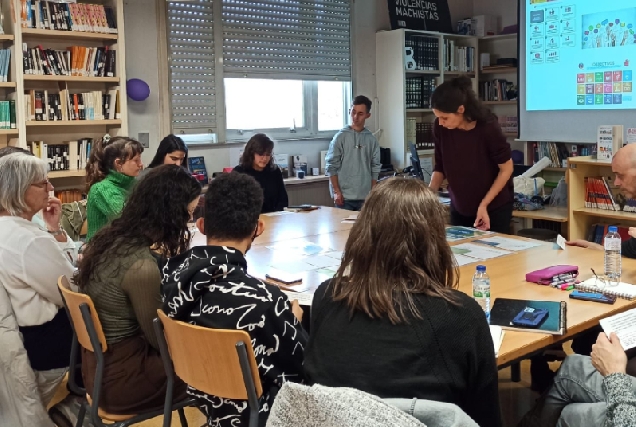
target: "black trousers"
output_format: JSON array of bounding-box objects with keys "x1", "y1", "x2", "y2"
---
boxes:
[{"x1": 450, "y1": 202, "x2": 513, "y2": 235}]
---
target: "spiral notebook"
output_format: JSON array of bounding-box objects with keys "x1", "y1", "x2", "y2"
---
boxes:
[{"x1": 574, "y1": 278, "x2": 636, "y2": 301}]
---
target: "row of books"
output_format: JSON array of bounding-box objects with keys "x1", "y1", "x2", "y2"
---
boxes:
[
  {"x1": 406, "y1": 118, "x2": 435, "y2": 151},
  {"x1": 23, "y1": 45, "x2": 116, "y2": 77},
  {"x1": 529, "y1": 142, "x2": 593, "y2": 165},
  {"x1": 28, "y1": 138, "x2": 93, "y2": 171},
  {"x1": 405, "y1": 76, "x2": 436, "y2": 109},
  {"x1": 405, "y1": 35, "x2": 439, "y2": 71},
  {"x1": 497, "y1": 115, "x2": 518, "y2": 134},
  {"x1": 0, "y1": 49, "x2": 11, "y2": 82},
  {"x1": 584, "y1": 177, "x2": 620, "y2": 211},
  {"x1": 20, "y1": 1, "x2": 118, "y2": 34},
  {"x1": 479, "y1": 79, "x2": 515, "y2": 102},
  {"x1": 55, "y1": 189, "x2": 84, "y2": 203},
  {"x1": 24, "y1": 89, "x2": 120, "y2": 122},
  {"x1": 587, "y1": 223, "x2": 631, "y2": 244},
  {"x1": 0, "y1": 101, "x2": 16, "y2": 129},
  {"x1": 443, "y1": 40, "x2": 475, "y2": 72}
]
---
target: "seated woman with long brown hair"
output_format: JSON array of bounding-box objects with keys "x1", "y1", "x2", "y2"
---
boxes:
[
  {"x1": 303, "y1": 178, "x2": 502, "y2": 427},
  {"x1": 74, "y1": 165, "x2": 201, "y2": 414}
]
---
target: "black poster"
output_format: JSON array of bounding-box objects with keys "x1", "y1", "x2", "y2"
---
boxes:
[{"x1": 387, "y1": 0, "x2": 453, "y2": 34}]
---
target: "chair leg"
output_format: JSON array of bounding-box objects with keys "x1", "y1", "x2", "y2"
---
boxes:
[
  {"x1": 178, "y1": 408, "x2": 188, "y2": 427},
  {"x1": 75, "y1": 403, "x2": 87, "y2": 427},
  {"x1": 511, "y1": 362, "x2": 521, "y2": 382}
]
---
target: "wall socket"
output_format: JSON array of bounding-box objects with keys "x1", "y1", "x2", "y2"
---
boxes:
[{"x1": 138, "y1": 131, "x2": 150, "y2": 148}]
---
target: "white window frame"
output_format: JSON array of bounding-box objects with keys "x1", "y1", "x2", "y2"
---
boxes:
[{"x1": 161, "y1": 0, "x2": 352, "y2": 145}]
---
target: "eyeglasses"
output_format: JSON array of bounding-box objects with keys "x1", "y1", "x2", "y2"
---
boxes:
[
  {"x1": 590, "y1": 268, "x2": 620, "y2": 289},
  {"x1": 31, "y1": 179, "x2": 51, "y2": 189}
]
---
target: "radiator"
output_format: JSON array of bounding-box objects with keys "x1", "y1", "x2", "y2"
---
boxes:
[{"x1": 286, "y1": 180, "x2": 332, "y2": 207}]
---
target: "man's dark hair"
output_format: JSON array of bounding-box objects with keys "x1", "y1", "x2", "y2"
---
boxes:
[
  {"x1": 353, "y1": 95, "x2": 372, "y2": 113},
  {"x1": 0, "y1": 146, "x2": 32, "y2": 158},
  {"x1": 204, "y1": 172, "x2": 264, "y2": 240}
]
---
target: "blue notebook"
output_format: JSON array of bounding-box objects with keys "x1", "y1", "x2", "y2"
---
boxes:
[{"x1": 489, "y1": 298, "x2": 567, "y2": 335}]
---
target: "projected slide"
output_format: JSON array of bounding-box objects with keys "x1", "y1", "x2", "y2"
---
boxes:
[{"x1": 526, "y1": 0, "x2": 636, "y2": 111}]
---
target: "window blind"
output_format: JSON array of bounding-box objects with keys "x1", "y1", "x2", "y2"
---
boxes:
[
  {"x1": 222, "y1": 0, "x2": 351, "y2": 81},
  {"x1": 167, "y1": 1, "x2": 216, "y2": 133}
]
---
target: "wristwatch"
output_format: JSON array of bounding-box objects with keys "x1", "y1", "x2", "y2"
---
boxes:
[{"x1": 48, "y1": 228, "x2": 65, "y2": 237}]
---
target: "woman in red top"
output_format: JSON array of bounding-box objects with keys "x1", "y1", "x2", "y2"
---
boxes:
[{"x1": 428, "y1": 76, "x2": 514, "y2": 234}]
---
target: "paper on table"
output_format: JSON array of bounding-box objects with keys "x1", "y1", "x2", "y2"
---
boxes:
[
  {"x1": 263, "y1": 210, "x2": 295, "y2": 217},
  {"x1": 600, "y1": 308, "x2": 636, "y2": 350},
  {"x1": 556, "y1": 234, "x2": 566, "y2": 250},
  {"x1": 445, "y1": 226, "x2": 494, "y2": 242},
  {"x1": 305, "y1": 255, "x2": 341, "y2": 269},
  {"x1": 453, "y1": 253, "x2": 476, "y2": 267},
  {"x1": 269, "y1": 259, "x2": 316, "y2": 274},
  {"x1": 324, "y1": 251, "x2": 344, "y2": 260},
  {"x1": 341, "y1": 214, "x2": 358, "y2": 223},
  {"x1": 266, "y1": 240, "x2": 330, "y2": 256},
  {"x1": 490, "y1": 325, "x2": 505, "y2": 357},
  {"x1": 451, "y1": 243, "x2": 511, "y2": 260},
  {"x1": 282, "y1": 290, "x2": 314, "y2": 307},
  {"x1": 475, "y1": 236, "x2": 541, "y2": 252}
]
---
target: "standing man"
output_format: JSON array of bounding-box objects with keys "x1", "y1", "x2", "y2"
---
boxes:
[{"x1": 325, "y1": 95, "x2": 382, "y2": 211}]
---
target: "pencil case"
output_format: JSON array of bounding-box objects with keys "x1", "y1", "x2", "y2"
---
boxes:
[{"x1": 526, "y1": 265, "x2": 579, "y2": 285}]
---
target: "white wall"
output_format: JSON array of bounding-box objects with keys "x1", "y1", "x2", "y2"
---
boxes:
[{"x1": 123, "y1": 0, "x2": 488, "y2": 174}]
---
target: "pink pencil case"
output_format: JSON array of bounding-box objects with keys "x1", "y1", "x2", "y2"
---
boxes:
[{"x1": 526, "y1": 265, "x2": 579, "y2": 285}]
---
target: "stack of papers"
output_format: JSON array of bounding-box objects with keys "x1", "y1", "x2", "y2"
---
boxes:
[
  {"x1": 445, "y1": 226, "x2": 493, "y2": 242},
  {"x1": 475, "y1": 236, "x2": 540, "y2": 252},
  {"x1": 341, "y1": 214, "x2": 358, "y2": 223}
]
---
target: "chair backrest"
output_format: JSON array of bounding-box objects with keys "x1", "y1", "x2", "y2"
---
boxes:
[
  {"x1": 156, "y1": 309, "x2": 263, "y2": 399},
  {"x1": 57, "y1": 276, "x2": 107, "y2": 353}
]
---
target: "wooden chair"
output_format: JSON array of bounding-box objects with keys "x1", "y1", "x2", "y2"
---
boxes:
[
  {"x1": 57, "y1": 276, "x2": 193, "y2": 427},
  {"x1": 154, "y1": 310, "x2": 263, "y2": 427}
]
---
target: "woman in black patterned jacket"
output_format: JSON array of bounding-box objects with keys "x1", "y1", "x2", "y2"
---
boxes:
[{"x1": 162, "y1": 172, "x2": 307, "y2": 427}]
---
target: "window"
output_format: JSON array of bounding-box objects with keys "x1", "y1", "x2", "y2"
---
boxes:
[{"x1": 166, "y1": 0, "x2": 351, "y2": 143}]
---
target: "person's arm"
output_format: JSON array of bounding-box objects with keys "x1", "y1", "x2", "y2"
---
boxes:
[
  {"x1": 603, "y1": 373, "x2": 636, "y2": 427},
  {"x1": 92, "y1": 185, "x2": 127, "y2": 222},
  {"x1": 371, "y1": 138, "x2": 381, "y2": 188},
  {"x1": 121, "y1": 257, "x2": 162, "y2": 350},
  {"x1": 325, "y1": 136, "x2": 344, "y2": 204},
  {"x1": 429, "y1": 122, "x2": 445, "y2": 192},
  {"x1": 24, "y1": 235, "x2": 76, "y2": 307},
  {"x1": 275, "y1": 168, "x2": 289, "y2": 211}
]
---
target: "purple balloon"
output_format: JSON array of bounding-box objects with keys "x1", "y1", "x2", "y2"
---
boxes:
[{"x1": 126, "y1": 78, "x2": 150, "y2": 101}]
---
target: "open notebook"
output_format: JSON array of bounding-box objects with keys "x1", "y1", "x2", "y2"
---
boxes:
[{"x1": 574, "y1": 278, "x2": 636, "y2": 300}]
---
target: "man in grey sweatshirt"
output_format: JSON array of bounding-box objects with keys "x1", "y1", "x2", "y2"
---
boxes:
[{"x1": 325, "y1": 95, "x2": 382, "y2": 211}]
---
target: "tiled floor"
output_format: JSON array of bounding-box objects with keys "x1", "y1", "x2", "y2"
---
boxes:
[{"x1": 51, "y1": 358, "x2": 550, "y2": 427}]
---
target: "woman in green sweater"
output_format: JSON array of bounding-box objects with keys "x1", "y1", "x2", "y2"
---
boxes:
[
  {"x1": 74, "y1": 165, "x2": 201, "y2": 415},
  {"x1": 85, "y1": 136, "x2": 144, "y2": 240}
]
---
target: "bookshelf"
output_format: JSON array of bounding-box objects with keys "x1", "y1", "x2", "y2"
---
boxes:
[
  {"x1": 3, "y1": 0, "x2": 129, "y2": 192},
  {"x1": 478, "y1": 34, "x2": 518, "y2": 140},
  {"x1": 376, "y1": 29, "x2": 479, "y2": 170},
  {"x1": 567, "y1": 156, "x2": 636, "y2": 240}
]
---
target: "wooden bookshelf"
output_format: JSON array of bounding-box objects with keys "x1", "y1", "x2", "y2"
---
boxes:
[
  {"x1": 21, "y1": 28, "x2": 118, "y2": 41},
  {"x1": 12, "y1": 0, "x2": 129, "y2": 185},
  {"x1": 405, "y1": 70, "x2": 439, "y2": 75},
  {"x1": 483, "y1": 100, "x2": 518, "y2": 105},
  {"x1": 23, "y1": 75, "x2": 120, "y2": 83},
  {"x1": 0, "y1": 129, "x2": 18, "y2": 134},
  {"x1": 567, "y1": 156, "x2": 636, "y2": 239},
  {"x1": 406, "y1": 109, "x2": 433, "y2": 113},
  {"x1": 0, "y1": 35, "x2": 14, "y2": 41},
  {"x1": 481, "y1": 67, "x2": 517, "y2": 74},
  {"x1": 0, "y1": 82, "x2": 16, "y2": 88}
]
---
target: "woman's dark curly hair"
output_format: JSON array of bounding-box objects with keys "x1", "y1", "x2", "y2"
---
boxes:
[
  {"x1": 239, "y1": 133, "x2": 275, "y2": 170},
  {"x1": 86, "y1": 136, "x2": 143, "y2": 191},
  {"x1": 148, "y1": 134, "x2": 189, "y2": 169},
  {"x1": 74, "y1": 165, "x2": 201, "y2": 290}
]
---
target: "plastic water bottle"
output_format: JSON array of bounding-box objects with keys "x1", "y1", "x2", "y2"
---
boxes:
[
  {"x1": 604, "y1": 226, "x2": 622, "y2": 283},
  {"x1": 472, "y1": 265, "x2": 491, "y2": 321}
]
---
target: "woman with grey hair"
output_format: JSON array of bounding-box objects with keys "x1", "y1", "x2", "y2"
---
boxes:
[{"x1": 0, "y1": 153, "x2": 76, "y2": 415}]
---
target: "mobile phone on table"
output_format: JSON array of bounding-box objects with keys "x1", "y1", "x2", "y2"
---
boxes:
[{"x1": 569, "y1": 290, "x2": 616, "y2": 304}]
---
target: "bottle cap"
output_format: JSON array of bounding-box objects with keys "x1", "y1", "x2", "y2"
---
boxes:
[
  {"x1": 608, "y1": 226, "x2": 618, "y2": 233},
  {"x1": 476, "y1": 265, "x2": 486, "y2": 272}
]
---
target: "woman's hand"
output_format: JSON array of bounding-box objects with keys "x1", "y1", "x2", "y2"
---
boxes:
[
  {"x1": 291, "y1": 299, "x2": 304, "y2": 322},
  {"x1": 43, "y1": 197, "x2": 63, "y2": 231},
  {"x1": 474, "y1": 206, "x2": 490, "y2": 231},
  {"x1": 591, "y1": 332, "x2": 627, "y2": 376}
]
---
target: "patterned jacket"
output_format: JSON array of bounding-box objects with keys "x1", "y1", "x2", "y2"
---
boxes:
[
  {"x1": 603, "y1": 373, "x2": 636, "y2": 427},
  {"x1": 162, "y1": 245, "x2": 307, "y2": 427}
]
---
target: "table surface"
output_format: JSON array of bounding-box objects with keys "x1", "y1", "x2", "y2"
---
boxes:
[{"x1": 191, "y1": 207, "x2": 636, "y2": 367}]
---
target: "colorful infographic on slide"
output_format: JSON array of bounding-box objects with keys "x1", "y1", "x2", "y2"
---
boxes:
[{"x1": 526, "y1": 0, "x2": 636, "y2": 111}]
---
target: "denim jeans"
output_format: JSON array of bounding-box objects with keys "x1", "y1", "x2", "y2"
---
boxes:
[
  {"x1": 520, "y1": 355, "x2": 636, "y2": 427},
  {"x1": 338, "y1": 199, "x2": 364, "y2": 211}
]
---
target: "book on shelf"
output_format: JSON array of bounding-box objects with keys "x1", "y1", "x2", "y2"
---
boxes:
[
  {"x1": 405, "y1": 34, "x2": 439, "y2": 71},
  {"x1": 274, "y1": 153, "x2": 289, "y2": 178},
  {"x1": 416, "y1": 121, "x2": 434, "y2": 150},
  {"x1": 479, "y1": 79, "x2": 515, "y2": 102},
  {"x1": 293, "y1": 155, "x2": 308, "y2": 175},
  {"x1": 0, "y1": 49, "x2": 11, "y2": 82},
  {"x1": 498, "y1": 115, "x2": 518, "y2": 134},
  {"x1": 597, "y1": 125, "x2": 623, "y2": 162},
  {"x1": 586, "y1": 224, "x2": 631, "y2": 245},
  {"x1": 54, "y1": 189, "x2": 84, "y2": 203},
  {"x1": 0, "y1": 100, "x2": 17, "y2": 130},
  {"x1": 530, "y1": 141, "x2": 570, "y2": 167},
  {"x1": 489, "y1": 298, "x2": 567, "y2": 335},
  {"x1": 576, "y1": 278, "x2": 636, "y2": 301},
  {"x1": 584, "y1": 177, "x2": 620, "y2": 211},
  {"x1": 188, "y1": 156, "x2": 208, "y2": 184},
  {"x1": 24, "y1": 88, "x2": 120, "y2": 121},
  {"x1": 442, "y1": 39, "x2": 475, "y2": 72},
  {"x1": 20, "y1": 1, "x2": 118, "y2": 34},
  {"x1": 28, "y1": 138, "x2": 93, "y2": 171},
  {"x1": 23, "y1": 44, "x2": 116, "y2": 77},
  {"x1": 405, "y1": 76, "x2": 436, "y2": 109}
]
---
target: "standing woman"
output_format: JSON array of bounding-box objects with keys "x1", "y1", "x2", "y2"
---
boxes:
[
  {"x1": 428, "y1": 76, "x2": 514, "y2": 233},
  {"x1": 233, "y1": 133, "x2": 288, "y2": 213},
  {"x1": 138, "y1": 134, "x2": 188, "y2": 180},
  {"x1": 85, "y1": 136, "x2": 144, "y2": 241}
]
